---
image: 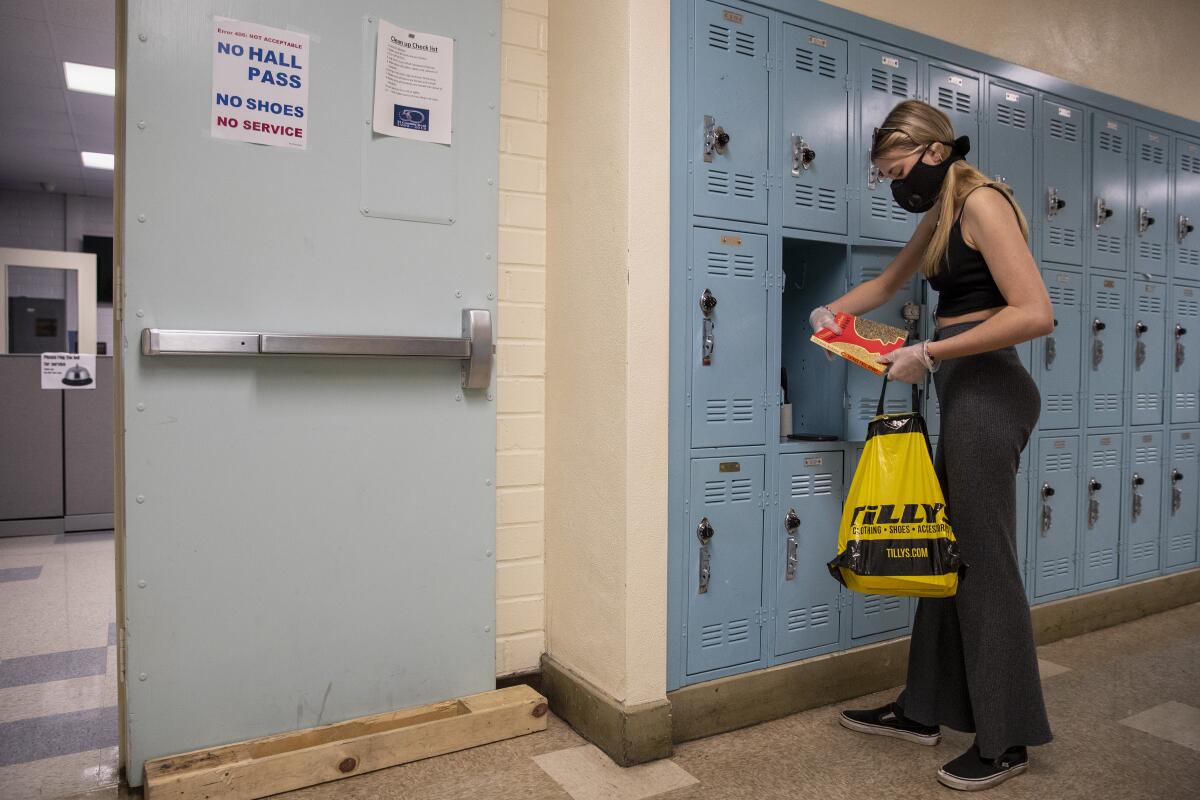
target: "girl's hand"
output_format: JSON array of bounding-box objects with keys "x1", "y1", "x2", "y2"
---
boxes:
[
  {"x1": 809, "y1": 305, "x2": 842, "y2": 335},
  {"x1": 877, "y1": 344, "x2": 929, "y2": 384}
]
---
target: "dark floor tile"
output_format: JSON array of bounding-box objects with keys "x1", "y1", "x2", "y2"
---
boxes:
[
  {"x1": 0, "y1": 565, "x2": 42, "y2": 582},
  {"x1": 0, "y1": 706, "x2": 119, "y2": 767},
  {"x1": 0, "y1": 646, "x2": 108, "y2": 689}
]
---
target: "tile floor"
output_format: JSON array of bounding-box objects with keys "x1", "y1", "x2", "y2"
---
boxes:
[{"x1": 3, "y1": 530, "x2": 1198, "y2": 800}]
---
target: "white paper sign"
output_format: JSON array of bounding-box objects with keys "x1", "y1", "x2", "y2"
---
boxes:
[
  {"x1": 211, "y1": 17, "x2": 310, "y2": 149},
  {"x1": 41, "y1": 353, "x2": 96, "y2": 390},
  {"x1": 372, "y1": 20, "x2": 453, "y2": 145}
]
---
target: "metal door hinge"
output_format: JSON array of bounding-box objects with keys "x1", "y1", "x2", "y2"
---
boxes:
[{"x1": 117, "y1": 626, "x2": 127, "y2": 685}]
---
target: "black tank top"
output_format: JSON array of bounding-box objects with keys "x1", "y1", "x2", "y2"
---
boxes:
[{"x1": 926, "y1": 183, "x2": 1019, "y2": 318}]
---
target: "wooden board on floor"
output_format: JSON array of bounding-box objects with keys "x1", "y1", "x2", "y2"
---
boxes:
[{"x1": 143, "y1": 684, "x2": 548, "y2": 799}]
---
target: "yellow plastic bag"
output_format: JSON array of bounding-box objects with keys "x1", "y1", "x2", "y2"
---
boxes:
[{"x1": 827, "y1": 373, "x2": 963, "y2": 598}]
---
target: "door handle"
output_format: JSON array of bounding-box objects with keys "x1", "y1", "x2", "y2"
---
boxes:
[
  {"x1": 784, "y1": 508, "x2": 800, "y2": 581},
  {"x1": 1172, "y1": 470, "x2": 1184, "y2": 516},
  {"x1": 141, "y1": 309, "x2": 494, "y2": 389},
  {"x1": 1088, "y1": 478, "x2": 1102, "y2": 530},
  {"x1": 697, "y1": 517, "x2": 715, "y2": 594}
]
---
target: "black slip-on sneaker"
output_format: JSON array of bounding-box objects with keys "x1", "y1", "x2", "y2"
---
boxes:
[
  {"x1": 936, "y1": 743, "x2": 1028, "y2": 791},
  {"x1": 838, "y1": 702, "x2": 942, "y2": 745}
]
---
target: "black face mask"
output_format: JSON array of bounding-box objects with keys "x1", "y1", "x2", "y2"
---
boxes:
[{"x1": 889, "y1": 135, "x2": 971, "y2": 213}]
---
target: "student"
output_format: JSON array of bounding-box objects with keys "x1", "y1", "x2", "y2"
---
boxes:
[{"x1": 809, "y1": 99, "x2": 1055, "y2": 791}]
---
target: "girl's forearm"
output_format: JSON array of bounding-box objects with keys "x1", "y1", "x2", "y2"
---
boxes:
[
  {"x1": 828, "y1": 278, "x2": 893, "y2": 317},
  {"x1": 926, "y1": 306, "x2": 1046, "y2": 361}
]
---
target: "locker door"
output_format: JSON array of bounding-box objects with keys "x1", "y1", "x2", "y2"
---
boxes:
[
  {"x1": 929, "y1": 65, "x2": 979, "y2": 157},
  {"x1": 1087, "y1": 275, "x2": 1126, "y2": 428},
  {"x1": 1133, "y1": 128, "x2": 1169, "y2": 276},
  {"x1": 1038, "y1": 270, "x2": 1083, "y2": 430},
  {"x1": 687, "y1": 456, "x2": 765, "y2": 675},
  {"x1": 774, "y1": 452, "x2": 843, "y2": 656},
  {"x1": 1041, "y1": 99, "x2": 1084, "y2": 266},
  {"x1": 693, "y1": 1, "x2": 769, "y2": 224},
  {"x1": 859, "y1": 44, "x2": 918, "y2": 242},
  {"x1": 1131, "y1": 281, "x2": 1167, "y2": 427},
  {"x1": 1166, "y1": 430, "x2": 1200, "y2": 569},
  {"x1": 782, "y1": 24, "x2": 848, "y2": 234},
  {"x1": 850, "y1": 592, "x2": 911, "y2": 640},
  {"x1": 1034, "y1": 436, "x2": 1079, "y2": 599},
  {"x1": 1089, "y1": 114, "x2": 1130, "y2": 272},
  {"x1": 691, "y1": 228, "x2": 768, "y2": 447},
  {"x1": 985, "y1": 83, "x2": 1035, "y2": 219},
  {"x1": 1171, "y1": 285, "x2": 1200, "y2": 424},
  {"x1": 1173, "y1": 138, "x2": 1200, "y2": 282},
  {"x1": 1124, "y1": 431, "x2": 1163, "y2": 579},
  {"x1": 1082, "y1": 434, "x2": 1122, "y2": 587}
]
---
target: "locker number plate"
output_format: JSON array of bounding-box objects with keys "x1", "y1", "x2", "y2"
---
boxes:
[
  {"x1": 720, "y1": 235, "x2": 742, "y2": 246},
  {"x1": 723, "y1": 10, "x2": 743, "y2": 23},
  {"x1": 882, "y1": 55, "x2": 900, "y2": 68},
  {"x1": 719, "y1": 462, "x2": 741, "y2": 472},
  {"x1": 804, "y1": 456, "x2": 823, "y2": 466},
  {"x1": 1005, "y1": 91, "x2": 1020, "y2": 102},
  {"x1": 808, "y1": 35, "x2": 827, "y2": 47}
]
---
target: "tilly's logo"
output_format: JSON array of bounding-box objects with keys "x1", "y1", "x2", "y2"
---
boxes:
[
  {"x1": 850, "y1": 503, "x2": 948, "y2": 525},
  {"x1": 394, "y1": 105, "x2": 429, "y2": 131}
]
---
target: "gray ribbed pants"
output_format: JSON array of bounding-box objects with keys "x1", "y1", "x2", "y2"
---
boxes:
[{"x1": 895, "y1": 320, "x2": 1053, "y2": 759}]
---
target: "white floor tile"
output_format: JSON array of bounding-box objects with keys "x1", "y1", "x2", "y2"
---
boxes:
[
  {"x1": 533, "y1": 744, "x2": 699, "y2": 800},
  {"x1": 1038, "y1": 658, "x2": 1071, "y2": 679},
  {"x1": 1120, "y1": 701, "x2": 1200, "y2": 752}
]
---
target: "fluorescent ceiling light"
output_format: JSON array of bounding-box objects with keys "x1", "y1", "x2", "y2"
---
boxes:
[
  {"x1": 81, "y1": 151, "x2": 114, "y2": 170},
  {"x1": 63, "y1": 62, "x2": 115, "y2": 96}
]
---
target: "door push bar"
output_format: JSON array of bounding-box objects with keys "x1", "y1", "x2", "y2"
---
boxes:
[{"x1": 141, "y1": 309, "x2": 493, "y2": 390}]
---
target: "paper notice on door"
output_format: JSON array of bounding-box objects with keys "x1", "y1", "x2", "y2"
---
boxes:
[
  {"x1": 372, "y1": 20, "x2": 453, "y2": 145},
  {"x1": 42, "y1": 353, "x2": 96, "y2": 390},
  {"x1": 211, "y1": 17, "x2": 310, "y2": 149}
]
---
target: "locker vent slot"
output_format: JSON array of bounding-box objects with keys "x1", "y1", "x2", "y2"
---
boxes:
[
  {"x1": 1040, "y1": 557, "x2": 1072, "y2": 579},
  {"x1": 860, "y1": 397, "x2": 907, "y2": 420},
  {"x1": 703, "y1": 479, "x2": 727, "y2": 504},
  {"x1": 726, "y1": 618, "x2": 750, "y2": 643},
  {"x1": 813, "y1": 473, "x2": 834, "y2": 496},
  {"x1": 1087, "y1": 549, "x2": 1116, "y2": 570},
  {"x1": 1045, "y1": 394, "x2": 1077, "y2": 415},
  {"x1": 795, "y1": 48, "x2": 839, "y2": 80},
  {"x1": 1096, "y1": 234, "x2": 1122, "y2": 255},
  {"x1": 1174, "y1": 442, "x2": 1198, "y2": 461},
  {"x1": 707, "y1": 170, "x2": 730, "y2": 195},
  {"x1": 706, "y1": 251, "x2": 758, "y2": 279},
  {"x1": 706, "y1": 170, "x2": 758, "y2": 200},
  {"x1": 871, "y1": 67, "x2": 909, "y2": 96},
  {"x1": 706, "y1": 251, "x2": 730, "y2": 276},
  {"x1": 1134, "y1": 393, "x2": 1161, "y2": 413},
  {"x1": 707, "y1": 24, "x2": 730, "y2": 51},
  {"x1": 890, "y1": 74, "x2": 909, "y2": 97},
  {"x1": 787, "y1": 604, "x2": 831, "y2": 631},
  {"x1": 794, "y1": 184, "x2": 839, "y2": 213},
  {"x1": 1095, "y1": 290, "x2": 1122, "y2": 310},
  {"x1": 1137, "y1": 241, "x2": 1164, "y2": 262},
  {"x1": 1043, "y1": 451, "x2": 1074, "y2": 471},
  {"x1": 1175, "y1": 393, "x2": 1198, "y2": 413},
  {"x1": 1178, "y1": 298, "x2": 1200, "y2": 317},
  {"x1": 732, "y1": 253, "x2": 756, "y2": 279},
  {"x1": 1048, "y1": 226, "x2": 1078, "y2": 249},
  {"x1": 700, "y1": 619, "x2": 751, "y2": 648},
  {"x1": 730, "y1": 477, "x2": 754, "y2": 502},
  {"x1": 1170, "y1": 534, "x2": 1196, "y2": 552},
  {"x1": 733, "y1": 30, "x2": 756, "y2": 58},
  {"x1": 1091, "y1": 448, "x2": 1120, "y2": 469},
  {"x1": 870, "y1": 195, "x2": 907, "y2": 222},
  {"x1": 862, "y1": 594, "x2": 901, "y2": 616},
  {"x1": 869, "y1": 68, "x2": 889, "y2": 93},
  {"x1": 1136, "y1": 294, "x2": 1164, "y2": 314},
  {"x1": 705, "y1": 399, "x2": 755, "y2": 426},
  {"x1": 700, "y1": 623, "x2": 724, "y2": 648},
  {"x1": 1098, "y1": 129, "x2": 1124, "y2": 154},
  {"x1": 995, "y1": 102, "x2": 1027, "y2": 129},
  {"x1": 937, "y1": 86, "x2": 972, "y2": 115},
  {"x1": 1049, "y1": 118, "x2": 1079, "y2": 142},
  {"x1": 1139, "y1": 142, "x2": 1166, "y2": 164},
  {"x1": 791, "y1": 474, "x2": 812, "y2": 497},
  {"x1": 731, "y1": 398, "x2": 754, "y2": 422},
  {"x1": 1131, "y1": 541, "x2": 1157, "y2": 560},
  {"x1": 733, "y1": 173, "x2": 757, "y2": 198},
  {"x1": 1182, "y1": 153, "x2": 1200, "y2": 174},
  {"x1": 1180, "y1": 248, "x2": 1200, "y2": 268},
  {"x1": 795, "y1": 47, "x2": 814, "y2": 72},
  {"x1": 1091, "y1": 394, "x2": 1120, "y2": 414},
  {"x1": 1047, "y1": 285, "x2": 1079, "y2": 305},
  {"x1": 1134, "y1": 445, "x2": 1161, "y2": 464},
  {"x1": 817, "y1": 54, "x2": 838, "y2": 79}
]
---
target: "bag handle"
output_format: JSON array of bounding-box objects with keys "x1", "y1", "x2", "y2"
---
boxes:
[{"x1": 875, "y1": 368, "x2": 921, "y2": 417}]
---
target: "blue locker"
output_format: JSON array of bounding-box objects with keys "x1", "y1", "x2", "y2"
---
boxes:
[
  {"x1": 1173, "y1": 138, "x2": 1200, "y2": 282},
  {"x1": 985, "y1": 82, "x2": 1036, "y2": 220},
  {"x1": 1087, "y1": 275, "x2": 1126, "y2": 428},
  {"x1": 1034, "y1": 436, "x2": 1080, "y2": 599},
  {"x1": 929, "y1": 64, "x2": 979, "y2": 155},
  {"x1": 782, "y1": 24, "x2": 848, "y2": 235},
  {"x1": 1171, "y1": 285, "x2": 1200, "y2": 424},
  {"x1": 687, "y1": 456, "x2": 765, "y2": 675},
  {"x1": 1133, "y1": 128, "x2": 1169, "y2": 277},
  {"x1": 1123, "y1": 431, "x2": 1163, "y2": 580},
  {"x1": 1041, "y1": 99, "x2": 1085, "y2": 266},
  {"x1": 1037, "y1": 270, "x2": 1083, "y2": 430},
  {"x1": 1089, "y1": 114, "x2": 1131, "y2": 272},
  {"x1": 1081, "y1": 434, "x2": 1122, "y2": 588},
  {"x1": 693, "y1": 1, "x2": 769, "y2": 224},
  {"x1": 774, "y1": 452, "x2": 843, "y2": 656},
  {"x1": 1130, "y1": 281, "x2": 1167, "y2": 427},
  {"x1": 1166, "y1": 429, "x2": 1200, "y2": 570},
  {"x1": 691, "y1": 228, "x2": 768, "y2": 447},
  {"x1": 859, "y1": 43, "x2": 918, "y2": 242}
]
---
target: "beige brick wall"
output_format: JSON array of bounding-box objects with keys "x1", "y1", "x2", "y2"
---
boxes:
[{"x1": 496, "y1": 0, "x2": 548, "y2": 677}]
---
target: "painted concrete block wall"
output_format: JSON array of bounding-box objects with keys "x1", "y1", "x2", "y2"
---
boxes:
[{"x1": 495, "y1": 0, "x2": 549, "y2": 677}]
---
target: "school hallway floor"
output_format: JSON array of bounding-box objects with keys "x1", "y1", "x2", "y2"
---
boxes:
[{"x1": 0, "y1": 533, "x2": 1193, "y2": 799}]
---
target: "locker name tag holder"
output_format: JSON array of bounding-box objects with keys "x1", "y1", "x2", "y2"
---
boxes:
[
  {"x1": 723, "y1": 10, "x2": 743, "y2": 23},
  {"x1": 1107, "y1": 120, "x2": 1119, "y2": 130},
  {"x1": 1005, "y1": 91, "x2": 1020, "y2": 102},
  {"x1": 1058, "y1": 106, "x2": 1072, "y2": 118},
  {"x1": 804, "y1": 456, "x2": 823, "y2": 466},
  {"x1": 948, "y1": 75, "x2": 964, "y2": 86},
  {"x1": 720, "y1": 235, "x2": 742, "y2": 246},
  {"x1": 881, "y1": 55, "x2": 900, "y2": 68},
  {"x1": 719, "y1": 461, "x2": 741, "y2": 472},
  {"x1": 808, "y1": 35, "x2": 827, "y2": 47}
]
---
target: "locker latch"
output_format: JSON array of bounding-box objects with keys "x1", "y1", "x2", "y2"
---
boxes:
[
  {"x1": 1094, "y1": 196, "x2": 1114, "y2": 229},
  {"x1": 703, "y1": 116, "x2": 731, "y2": 163},
  {"x1": 1137, "y1": 206, "x2": 1156, "y2": 236},
  {"x1": 700, "y1": 289, "x2": 718, "y2": 366},
  {"x1": 1177, "y1": 324, "x2": 1188, "y2": 372},
  {"x1": 867, "y1": 148, "x2": 883, "y2": 190},
  {"x1": 1087, "y1": 478, "x2": 1102, "y2": 530},
  {"x1": 1178, "y1": 214, "x2": 1195, "y2": 245},
  {"x1": 791, "y1": 135, "x2": 816, "y2": 176},
  {"x1": 1135, "y1": 320, "x2": 1148, "y2": 370},
  {"x1": 1092, "y1": 319, "x2": 1106, "y2": 370},
  {"x1": 697, "y1": 517, "x2": 715, "y2": 594},
  {"x1": 1045, "y1": 328, "x2": 1057, "y2": 369},
  {"x1": 1172, "y1": 470, "x2": 1184, "y2": 516},
  {"x1": 784, "y1": 508, "x2": 800, "y2": 581},
  {"x1": 1040, "y1": 483, "x2": 1055, "y2": 536},
  {"x1": 1046, "y1": 186, "x2": 1066, "y2": 218},
  {"x1": 1131, "y1": 473, "x2": 1145, "y2": 522}
]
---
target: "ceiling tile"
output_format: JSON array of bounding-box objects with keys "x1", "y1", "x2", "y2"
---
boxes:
[
  {"x1": 0, "y1": 129, "x2": 77, "y2": 151},
  {"x1": 0, "y1": 85, "x2": 68, "y2": 114},
  {"x1": 1, "y1": 108, "x2": 74, "y2": 134},
  {"x1": 84, "y1": 177, "x2": 114, "y2": 197},
  {"x1": 2, "y1": 54, "x2": 66, "y2": 89},
  {"x1": 0, "y1": 16, "x2": 53, "y2": 56},
  {"x1": 45, "y1": 0, "x2": 115, "y2": 33},
  {"x1": 49, "y1": 24, "x2": 114, "y2": 68},
  {"x1": 65, "y1": 91, "x2": 113, "y2": 119},
  {"x1": 0, "y1": 0, "x2": 47, "y2": 22}
]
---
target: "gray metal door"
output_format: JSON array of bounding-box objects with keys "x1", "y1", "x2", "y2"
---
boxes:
[
  {"x1": 1166, "y1": 429, "x2": 1199, "y2": 569},
  {"x1": 1124, "y1": 431, "x2": 1164, "y2": 579},
  {"x1": 1131, "y1": 281, "x2": 1167, "y2": 426},
  {"x1": 1082, "y1": 434, "x2": 1122, "y2": 588},
  {"x1": 1173, "y1": 138, "x2": 1200, "y2": 281},
  {"x1": 858, "y1": 43, "x2": 917, "y2": 242},
  {"x1": 121, "y1": 1, "x2": 498, "y2": 782},
  {"x1": 984, "y1": 82, "x2": 1035, "y2": 219},
  {"x1": 928, "y1": 64, "x2": 978, "y2": 155},
  {"x1": 1037, "y1": 269, "x2": 1082, "y2": 430},
  {"x1": 1089, "y1": 113, "x2": 1130, "y2": 272},
  {"x1": 1171, "y1": 285, "x2": 1200, "y2": 424},
  {"x1": 1041, "y1": 99, "x2": 1084, "y2": 266},
  {"x1": 1087, "y1": 275, "x2": 1126, "y2": 428},
  {"x1": 1133, "y1": 127, "x2": 1170, "y2": 276},
  {"x1": 1034, "y1": 435, "x2": 1079, "y2": 599}
]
